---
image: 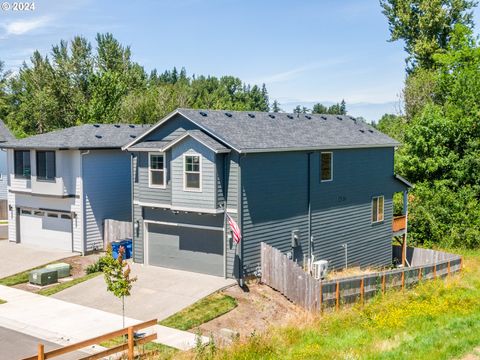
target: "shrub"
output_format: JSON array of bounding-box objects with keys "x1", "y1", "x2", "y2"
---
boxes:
[{"x1": 86, "y1": 254, "x2": 111, "y2": 274}]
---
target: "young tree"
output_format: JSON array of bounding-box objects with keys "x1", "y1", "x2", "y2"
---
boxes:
[
  {"x1": 103, "y1": 246, "x2": 137, "y2": 328},
  {"x1": 312, "y1": 103, "x2": 328, "y2": 114},
  {"x1": 340, "y1": 99, "x2": 347, "y2": 115},
  {"x1": 271, "y1": 99, "x2": 281, "y2": 112}
]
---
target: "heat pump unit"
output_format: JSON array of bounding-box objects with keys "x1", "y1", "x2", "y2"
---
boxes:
[{"x1": 312, "y1": 260, "x2": 329, "y2": 280}]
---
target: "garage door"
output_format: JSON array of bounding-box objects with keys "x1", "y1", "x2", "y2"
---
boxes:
[
  {"x1": 147, "y1": 223, "x2": 224, "y2": 276},
  {"x1": 19, "y1": 209, "x2": 72, "y2": 251}
]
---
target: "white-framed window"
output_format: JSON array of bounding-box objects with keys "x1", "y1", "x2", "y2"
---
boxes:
[
  {"x1": 184, "y1": 154, "x2": 202, "y2": 191},
  {"x1": 372, "y1": 195, "x2": 384, "y2": 223},
  {"x1": 148, "y1": 152, "x2": 166, "y2": 188},
  {"x1": 320, "y1": 152, "x2": 333, "y2": 182}
]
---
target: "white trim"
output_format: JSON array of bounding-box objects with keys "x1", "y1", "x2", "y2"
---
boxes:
[
  {"x1": 371, "y1": 195, "x2": 385, "y2": 223},
  {"x1": 144, "y1": 221, "x2": 149, "y2": 265},
  {"x1": 161, "y1": 132, "x2": 230, "y2": 154},
  {"x1": 133, "y1": 200, "x2": 225, "y2": 214},
  {"x1": 320, "y1": 151, "x2": 333, "y2": 182},
  {"x1": 225, "y1": 208, "x2": 238, "y2": 214},
  {"x1": 148, "y1": 152, "x2": 167, "y2": 189},
  {"x1": 183, "y1": 153, "x2": 202, "y2": 192},
  {"x1": 144, "y1": 219, "x2": 224, "y2": 231}
]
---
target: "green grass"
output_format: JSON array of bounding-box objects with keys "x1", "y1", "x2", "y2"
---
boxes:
[
  {"x1": 0, "y1": 268, "x2": 36, "y2": 286},
  {"x1": 37, "y1": 272, "x2": 102, "y2": 296},
  {"x1": 160, "y1": 293, "x2": 237, "y2": 331},
  {"x1": 0, "y1": 299, "x2": 6, "y2": 304},
  {"x1": 208, "y1": 250, "x2": 480, "y2": 360},
  {"x1": 100, "y1": 335, "x2": 177, "y2": 359}
]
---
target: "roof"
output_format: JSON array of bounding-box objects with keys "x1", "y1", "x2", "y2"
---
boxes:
[
  {"x1": 395, "y1": 174, "x2": 413, "y2": 188},
  {"x1": 124, "y1": 109, "x2": 400, "y2": 153},
  {"x1": 0, "y1": 120, "x2": 14, "y2": 143},
  {"x1": 3, "y1": 124, "x2": 151, "y2": 150}
]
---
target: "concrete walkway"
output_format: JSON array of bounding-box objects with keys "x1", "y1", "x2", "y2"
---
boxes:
[
  {"x1": 0, "y1": 241, "x2": 76, "y2": 278},
  {"x1": 0, "y1": 286, "x2": 207, "y2": 351}
]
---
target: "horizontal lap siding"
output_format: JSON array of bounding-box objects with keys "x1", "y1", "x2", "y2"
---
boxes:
[
  {"x1": 226, "y1": 155, "x2": 239, "y2": 211},
  {"x1": 133, "y1": 203, "x2": 143, "y2": 262},
  {"x1": 137, "y1": 152, "x2": 172, "y2": 205},
  {"x1": 143, "y1": 114, "x2": 197, "y2": 142}
]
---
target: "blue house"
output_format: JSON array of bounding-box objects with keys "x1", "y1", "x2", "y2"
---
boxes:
[
  {"x1": 4, "y1": 124, "x2": 149, "y2": 252},
  {"x1": 124, "y1": 109, "x2": 411, "y2": 279}
]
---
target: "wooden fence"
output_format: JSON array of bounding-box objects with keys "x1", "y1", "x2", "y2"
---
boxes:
[
  {"x1": 103, "y1": 219, "x2": 132, "y2": 249},
  {"x1": 0, "y1": 199, "x2": 7, "y2": 220},
  {"x1": 260, "y1": 243, "x2": 463, "y2": 312},
  {"x1": 23, "y1": 319, "x2": 157, "y2": 360}
]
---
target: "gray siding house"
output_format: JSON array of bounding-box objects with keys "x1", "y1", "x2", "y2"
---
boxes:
[
  {"x1": 4, "y1": 124, "x2": 149, "y2": 253},
  {"x1": 124, "y1": 109, "x2": 410, "y2": 278},
  {"x1": 0, "y1": 120, "x2": 15, "y2": 202}
]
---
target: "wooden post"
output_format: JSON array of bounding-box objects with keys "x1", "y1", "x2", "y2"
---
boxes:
[
  {"x1": 401, "y1": 233, "x2": 406, "y2": 267},
  {"x1": 433, "y1": 264, "x2": 437, "y2": 279},
  {"x1": 128, "y1": 327, "x2": 134, "y2": 360},
  {"x1": 460, "y1": 257, "x2": 464, "y2": 271},
  {"x1": 360, "y1": 278, "x2": 364, "y2": 305},
  {"x1": 447, "y1": 261, "x2": 451, "y2": 276},
  {"x1": 418, "y1": 267, "x2": 422, "y2": 281},
  {"x1": 335, "y1": 281, "x2": 340, "y2": 311},
  {"x1": 319, "y1": 282, "x2": 323, "y2": 314},
  {"x1": 401, "y1": 271, "x2": 405, "y2": 289},
  {"x1": 37, "y1": 344, "x2": 44, "y2": 360},
  {"x1": 381, "y1": 274, "x2": 386, "y2": 294}
]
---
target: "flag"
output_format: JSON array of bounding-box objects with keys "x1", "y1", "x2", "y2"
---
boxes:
[{"x1": 226, "y1": 213, "x2": 242, "y2": 244}]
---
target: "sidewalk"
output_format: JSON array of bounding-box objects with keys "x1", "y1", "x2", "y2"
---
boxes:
[{"x1": 0, "y1": 285, "x2": 207, "y2": 351}]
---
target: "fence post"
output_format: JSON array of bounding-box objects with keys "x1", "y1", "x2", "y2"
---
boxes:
[
  {"x1": 433, "y1": 264, "x2": 437, "y2": 279},
  {"x1": 447, "y1": 261, "x2": 451, "y2": 276},
  {"x1": 418, "y1": 267, "x2": 422, "y2": 281},
  {"x1": 460, "y1": 257, "x2": 464, "y2": 271},
  {"x1": 401, "y1": 271, "x2": 405, "y2": 289},
  {"x1": 128, "y1": 326, "x2": 134, "y2": 360},
  {"x1": 360, "y1": 278, "x2": 364, "y2": 305},
  {"x1": 37, "y1": 343, "x2": 45, "y2": 360},
  {"x1": 381, "y1": 274, "x2": 386, "y2": 294},
  {"x1": 319, "y1": 282, "x2": 323, "y2": 314},
  {"x1": 335, "y1": 281, "x2": 340, "y2": 311}
]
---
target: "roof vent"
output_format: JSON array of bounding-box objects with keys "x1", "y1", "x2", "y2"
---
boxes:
[
  {"x1": 349, "y1": 116, "x2": 356, "y2": 121},
  {"x1": 93, "y1": 124, "x2": 100, "y2": 128},
  {"x1": 114, "y1": 124, "x2": 121, "y2": 128},
  {"x1": 359, "y1": 129, "x2": 365, "y2": 133},
  {"x1": 248, "y1": 113, "x2": 255, "y2": 118},
  {"x1": 305, "y1": 115, "x2": 312, "y2": 119},
  {"x1": 368, "y1": 129, "x2": 374, "y2": 133},
  {"x1": 129, "y1": 125, "x2": 135, "y2": 128},
  {"x1": 336, "y1": 116, "x2": 343, "y2": 120},
  {"x1": 95, "y1": 135, "x2": 103, "y2": 139},
  {"x1": 321, "y1": 116, "x2": 327, "y2": 120},
  {"x1": 268, "y1": 114, "x2": 275, "y2": 119},
  {"x1": 287, "y1": 115, "x2": 294, "y2": 119},
  {"x1": 199, "y1": 111, "x2": 208, "y2": 117},
  {"x1": 225, "y1": 112, "x2": 232, "y2": 118},
  {"x1": 130, "y1": 135, "x2": 137, "y2": 138}
]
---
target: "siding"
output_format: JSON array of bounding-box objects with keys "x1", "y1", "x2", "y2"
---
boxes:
[
  {"x1": 83, "y1": 150, "x2": 132, "y2": 252},
  {"x1": 133, "y1": 202, "x2": 144, "y2": 263},
  {"x1": 216, "y1": 154, "x2": 225, "y2": 207},
  {"x1": 226, "y1": 154, "x2": 239, "y2": 211},
  {"x1": 0, "y1": 150, "x2": 8, "y2": 199},
  {"x1": 136, "y1": 151, "x2": 172, "y2": 205},
  {"x1": 143, "y1": 114, "x2": 197, "y2": 142}
]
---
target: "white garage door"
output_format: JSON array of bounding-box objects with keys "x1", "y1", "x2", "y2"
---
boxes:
[{"x1": 19, "y1": 209, "x2": 72, "y2": 251}]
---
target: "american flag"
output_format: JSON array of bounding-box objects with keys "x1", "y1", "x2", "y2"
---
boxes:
[{"x1": 226, "y1": 213, "x2": 242, "y2": 244}]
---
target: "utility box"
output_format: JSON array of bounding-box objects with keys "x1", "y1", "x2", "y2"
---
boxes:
[
  {"x1": 29, "y1": 268, "x2": 58, "y2": 286},
  {"x1": 45, "y1": 263, "x2": 71, "y2": 278}
]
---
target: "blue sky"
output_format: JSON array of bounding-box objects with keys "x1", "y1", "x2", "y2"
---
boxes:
[{"x1": 1, "y1": 0, "x2": 479, "y2": 121}]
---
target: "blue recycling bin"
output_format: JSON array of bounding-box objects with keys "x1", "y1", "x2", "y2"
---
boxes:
[{"x1": 111, "y1": 239, "x2": 132, "y2": 260}]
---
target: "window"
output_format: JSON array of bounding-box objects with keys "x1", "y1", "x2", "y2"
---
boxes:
[
  {"x1": 320, "y1": 152, "x2": 333, "y2": 182},
  {"x1": 14, "y1": 150, "x2": 31, "y2": 179},
  {"x1": 184, "y1": 155, "x2": 201, "y2": 190},
  {"x1": 372, "y1": 196, "x2": 384, "y2": 223},
  {"x1": 36, "y1": 151, "x2": 56, "y2": 181},
  {"x1": 149, "y1": 153, "x2": 165, "y2": 187}
]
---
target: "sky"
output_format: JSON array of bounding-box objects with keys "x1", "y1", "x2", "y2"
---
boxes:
[{"x1": 1, "y1": 0, "x2": 479, "y2": 121}]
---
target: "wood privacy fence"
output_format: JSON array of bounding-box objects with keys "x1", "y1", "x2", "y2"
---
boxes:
[
  {"x1": 260, "y1": 243, "x2": 463, "y2": 312},
  {"x1": 103, "y1": 219, "x2": 132, "y2": 249},
  {"x1": 0, "y1": 199, "x2": 7, "y2": 220}
]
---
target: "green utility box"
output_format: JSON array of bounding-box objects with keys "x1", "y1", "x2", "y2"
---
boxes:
[
  {"x1": 45, "y1": 263, "x2": 71, "y2": 278},
  {"x1": 29, "y1": 268, "x2": 58, "y2": 286}
]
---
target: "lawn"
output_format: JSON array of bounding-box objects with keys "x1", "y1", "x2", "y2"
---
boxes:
[
  {"x1": 159, "y1": 292, "x2": 237, "y2": 331},
  {"x1": 37, "y1": 272, "x2": 102, "y2": 296},
  {"x1": 0, "y1": 268, "x2": 37, "y2": 286},
  {"x1": 100, "y1": 335, "x2": 178, "y2": 359}
]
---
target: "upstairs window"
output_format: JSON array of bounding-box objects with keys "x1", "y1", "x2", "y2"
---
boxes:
[
  {"x1": 36, "y1": 151, "x2": 56, "y2": 181},
  {"x1": 372, "y1": 195, "x2": 384, "y2": 223},
  {"x1": 149, "y1": 153, "x2": 165, "y2": 187},
  {"x1": 14, "y1": 150, "x2": 31, "y2": 179},
  {"x1": 320, "y1": 152, "x2": 333, "y2": 182},
  {"x1": 184, "y1": 154, "x2": 201, "y2": 191}
]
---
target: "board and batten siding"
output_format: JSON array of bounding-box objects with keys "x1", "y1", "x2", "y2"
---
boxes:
[{"x1": 83, "y1": 150, "x2": 132, "y2": 252}]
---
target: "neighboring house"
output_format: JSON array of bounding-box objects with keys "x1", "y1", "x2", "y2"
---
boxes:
[
  {"x1": 0, "y1": 120, "x2": 15, "y2": 202},
  {"x1": 123, "y1": 109, "x2": 411, "y2": 279},
  {"x1": 4, "y1": 124, "x2": 149, "y2": 253}
]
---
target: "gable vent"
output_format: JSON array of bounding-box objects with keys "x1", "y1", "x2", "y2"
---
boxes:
[
  {"x1": 305, "y1": 115, "x2": 312, "y2": 119},
  {"x1": 225, "y1": 112, "x2": 232, "y2": 117},
  {"x1": 269, "y1": 114, "x2": 275, "y2": 119},
  {"x1": 95, "y1": 135, "x2": 103, "y2": 139},
  {"x1": 336, "y1": 116, "x2": 343, "y2": 120},
  {"x1": 199, "y1": 111, "x2": 208, "y2": 117},
  {"x1": 93, "y1": 124, "x2": 100, "y2": 128},
  {"x1": 248, "y1": 113, "x2": 255, "y2": 118},
  {"x1": 321, "y1": 116, "x2": 327, "y2": 120},
  {"x1": 114, "y1": 124, "x2": 121, "y2": 128},
  {"x1": 287, "y1": 115, "x2": 294, "y2": 119}
]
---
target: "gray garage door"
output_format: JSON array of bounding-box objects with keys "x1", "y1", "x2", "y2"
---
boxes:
[{"x1": 147, "y1": 223, "x2": 224, "y2": 276}]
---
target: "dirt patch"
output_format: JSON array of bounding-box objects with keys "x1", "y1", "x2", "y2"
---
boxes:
[
  {"x1": 325, "y1": 266, "x2": 384, "y2": 280},
  {"x1": 13, "y1": 253, "x2": 101, "y2": 293},
  {"x1": 195, "y1": 282, "x2": 304, "y2": 346},
  {"x1": 461, "y1": 347, "x2": 480, "y2": 360}
]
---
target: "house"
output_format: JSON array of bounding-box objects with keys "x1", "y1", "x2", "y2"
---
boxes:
[
  {"x1": 123, "y1": 109, "x2": 411, "y2": 279},
  {"x1": 0, "y1": 120, "x2": 15, "y2": 204},
  {"x1": 4, "y1": 123, "x2": 149, "y2": 253}
]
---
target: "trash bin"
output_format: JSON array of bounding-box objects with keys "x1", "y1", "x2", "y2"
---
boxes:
[
  {"x1": 120, "y1": 239, "x2": 133, "y2": 259},
  {"x1": 111, "y1": 240, "x2": 123, "y2": 260}
]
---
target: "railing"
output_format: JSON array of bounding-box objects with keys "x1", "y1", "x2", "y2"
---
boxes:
[
  {"x1": 392, "y1": 215, "x2": 407, "y2": 232},
  {"x1": 23, "y1": 319, "x2": 157, "y2": 360}
]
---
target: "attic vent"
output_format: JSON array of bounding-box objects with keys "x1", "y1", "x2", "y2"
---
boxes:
[
  {"x1": 93, "y1": 124, "x2": 100, "y2": 128},
  {"x1": 199, "y1": 111, "x2": 208, "y2": 117},
  {"x1": 95, "y1": 135, "x2": 103, "y2": 139},
  {"x1": 114, "y1": 124, "x2": 121, "y2": 128},
  {"x1": 129, "y1": 125, "x2": 135, "y2": 128},
  {"x1": 368, "y1": 129, "x2": 374, "y2": 133},
  {"x1": 336, "y1": 116, "x2": 343, "y2": 120},
  {"x1": 287, "y1": 115, "x2": 294, "y2": 119},
  {"x1": 321, "y1": 116, "x2": 327, "y2": 120},
  {"x1": 349, "y1": 116, "x2": 356, "y2": 121},
  {"x1": 305, "y1": 115, "x2": 312, "y2": 119},
  {"x1": 225, "y1": 112, "x2": 232, "y2": 117},
  {"x1": 268, "y1": 114, "x2": 275, "y2": 119},
  {"x1": 359, "y1": 129, "x2": 365, "y2": 133},
  {"x1": 248, "y1": 113, "x2": 255, "y2": 118},
  {"x1": 130, "y1": 135, "x2": 137, "y2": 138}
]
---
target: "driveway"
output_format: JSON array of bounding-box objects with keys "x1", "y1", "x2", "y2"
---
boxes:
[
  {"x1": 53, "y1": 263, "x2": 236, "y2": 321},
  {"x1": 0, "y1": 241, "x2": 76, "y2": 278}
]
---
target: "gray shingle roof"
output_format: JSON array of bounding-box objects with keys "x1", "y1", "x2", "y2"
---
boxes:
[
  {"x1": 167, "y1": 109, "x2": 399, "y2": 152},
  {"x1": 3, "y1": 124, "x2": 151, "y2": 150},
  {"x1": 130, "y1": 140, "x2": 171, "y2": 150},
  {"x1": 0, "y1": 120, "x2": 14, "y2": 143}
]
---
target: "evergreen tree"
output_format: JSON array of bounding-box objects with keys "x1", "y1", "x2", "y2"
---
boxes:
[
  {"x1": 340, "y1": 99, "x2": 347, "y2": 114},
  {"x1": 271, "y1": 99, "x2": 281, "y2": 112}
]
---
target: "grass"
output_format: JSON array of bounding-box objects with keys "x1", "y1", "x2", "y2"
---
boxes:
[
  {"x1": 201, "y1": 249, "x2": 480, "y2": 360},
  {"x1": 0, "y1": 299, "x2": 6, "y2": 304},
  {"x1": 159, "y1": 292, "x2": 237, "y2": 331},
  {"x1": 37, "y1": 272, "x2": 102, "y2": 296},
  {"x1": 0, "y1": 268, "x2": 37, "y2": 286},
  {"x1": 100, "y1": 335, "x2": 178, "y2": 359}
]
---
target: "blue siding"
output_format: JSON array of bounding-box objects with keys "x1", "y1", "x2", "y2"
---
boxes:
[
  {"x1": 143, "y1": 114, "x2": 198, "y2": 142},
  {"x1": 83, "y1": 150, "x2": 132, "y2": 252},
  {"x1": 136, "y1": 151, "x2": 172, "y2": 205}
]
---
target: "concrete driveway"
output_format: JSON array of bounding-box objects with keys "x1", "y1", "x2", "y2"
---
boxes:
[
  {"x1": 53, "y1": 263, "x2": 236, "y2": 321},
  {"x1": 0, "y1": 241, "x2": 76, "y2": 278}
]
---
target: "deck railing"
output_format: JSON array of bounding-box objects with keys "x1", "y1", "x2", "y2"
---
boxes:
[{"x1": 392, "y1": 215, "x2": 407, "y2": 232}]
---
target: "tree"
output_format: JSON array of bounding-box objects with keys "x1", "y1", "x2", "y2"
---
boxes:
[
  {"x1": 339, "y1": 99, "x2": 347, "y2": 115},
  {"x1": 375, "y1": 113, "x2": 406, "y2": 141},
  {"x1": 271, "y1": 99, "x2": 282, "y2": 112},
  {"x1": 293, "y1": 105, "x2": 309, "y2": 114},
  {"x1": 380, "y1": 0, "x2": 477, "y2": 71},
  {"x1": 312, "y1": 103, "x2": 328, "y2": 114},
  {"x1": 103, "y1": 246, "x2": 137, "y2": 328},
  {"x1": 312, "y1": 101, "x2": 347, "y2": 115},
  {"x1": 0, "y1": 60, "x2": 10, "y2": 120}
]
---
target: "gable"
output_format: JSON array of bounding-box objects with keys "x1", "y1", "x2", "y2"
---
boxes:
[{"x1": 142, "y1": 113, "x2": 198, "y2": 143}]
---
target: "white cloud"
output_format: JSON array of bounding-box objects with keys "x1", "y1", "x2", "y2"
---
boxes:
[{"x1": 3, "y1": 16, "x2": 52, "y2": 36}]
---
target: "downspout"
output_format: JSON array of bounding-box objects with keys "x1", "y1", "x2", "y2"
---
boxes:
[
  {"x1": 130, "y1": 153, "x2": 135, "y2": 262},
  {"x1": 307, "y1": 152, "x2": 313, "y2": 266},
  {"x1": 237, "y1": 153, "x2": 244, "y2": 287},
  {"x1": 80, "y1": 150, "x2": 90, "y2": 255},
  {"x1": 223, "y1": 153, "x2": 228, "y2": 279}
]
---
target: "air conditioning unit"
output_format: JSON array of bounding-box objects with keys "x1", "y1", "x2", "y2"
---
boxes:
[{"x1": 312, "y1": 260, "x2": 329, "y2": 280}]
